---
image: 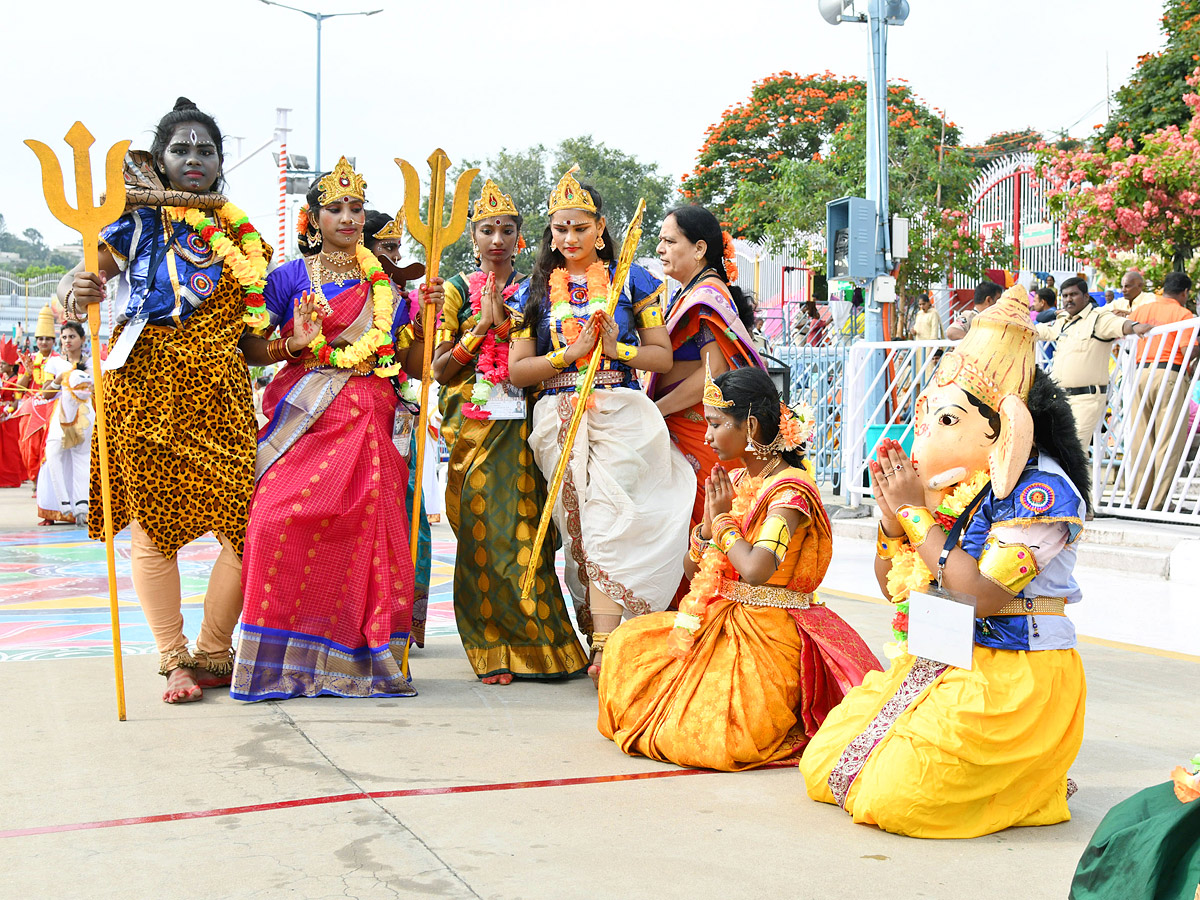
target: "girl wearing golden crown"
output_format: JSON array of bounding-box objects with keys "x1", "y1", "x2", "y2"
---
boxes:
[
  {"x1": 62, "y1": 98, "x2": 270, "y2": 703},
  {"x1": 598, "y1": 366, "x2": 881, "y2": 770},
  {"x1": 231, "y1": 159, "x2": 438, "y2": 701},
  {"x1": 651, "y1": 206, "x2": 763, "y2": 533},
  {"x1": 801, "y1": 287, "x2": 1091, "y2": 838},
  {"x1": 431, "y1": 180, "x2": 588, "y2": 684},
  {"x1": 509, "y1": 168, "x2": 694, "y2": 685}
]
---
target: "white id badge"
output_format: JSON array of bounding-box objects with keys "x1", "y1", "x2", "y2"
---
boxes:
[
  {"x1": 907, "y1": 586, "x2": 977, "y2": 670},
  {"x1": 102, "y1": 315, "x2": 149, "y2": 372},
  {"x1": 479, "y1": 380, "x2": 527, "y2": 420}
]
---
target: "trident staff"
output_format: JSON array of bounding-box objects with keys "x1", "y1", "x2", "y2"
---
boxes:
[
  {"x1": 395, "y1": 151, "x2": 478, "y2": 568},
  {"x1": 25, "y1": 123, "x2": 130, "y2": 721},
  {"x1": 519, "y1": 200, "x2": 646, "y2": 600}
]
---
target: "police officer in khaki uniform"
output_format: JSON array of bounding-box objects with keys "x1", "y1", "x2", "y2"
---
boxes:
[{"x1": 1036, "y1": 276, "x2": 1151, "y2": 452}]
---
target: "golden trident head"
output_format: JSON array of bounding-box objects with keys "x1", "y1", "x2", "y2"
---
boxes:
[
  {"x1": 25, "y1": 122, "x2": 130, "y2": 275},
  {"x1": 394, "y1": 149, "x2": 479, "y2": 282}
]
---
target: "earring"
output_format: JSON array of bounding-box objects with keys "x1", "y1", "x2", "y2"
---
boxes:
[
  {"x1": 596, "y1": 236, "x2": 605, "y2": 250},
  {"x1": 312, "y1": 231, "x2": 323, "y2": 248},
  {"x1": 472, "y1": 242, "x2": 481, "y2": 264}
]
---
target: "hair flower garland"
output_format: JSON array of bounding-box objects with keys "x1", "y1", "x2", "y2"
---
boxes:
[
  {"x1": 462, "y1": 271, "x2": 521, "y2": 420},
  {"x1": 167, "y1": 202, "x2": 269, "y2": 329},
  {"x1": 779, "y1": 399, "x2": 815, "y2": 450},
  {"x1": 882, "y1": 469, "x2": 989, "y2": 657},
  {"x1": 667, "y1": 471, "x2": 762, "y2": 659},
  {"x1": 720, "y1": 230, "x2": 739, "y2": 282},
  {"x1": 305, "y1": 243, "x2": 401, "y2": 376}
]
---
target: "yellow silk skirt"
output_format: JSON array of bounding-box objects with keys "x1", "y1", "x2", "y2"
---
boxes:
[
  {"x1": 800, "y1": 645, "x2": 1086, "y2": 838},
  {"x1": 598, "y1": 601, "x2": 808, "y2": 772}
]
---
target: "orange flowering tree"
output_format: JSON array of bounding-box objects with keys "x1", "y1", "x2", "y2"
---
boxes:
[{"x1": 686, "y1": 73, "x2": 974, "y2": 241}]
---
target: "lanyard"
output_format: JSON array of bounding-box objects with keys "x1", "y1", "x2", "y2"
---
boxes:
[{"x1": 936, "y1": 480, "x2": 990, "y2": 588}]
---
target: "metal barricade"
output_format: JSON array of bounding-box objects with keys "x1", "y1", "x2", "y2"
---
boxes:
[
  {"x1": 1091, "y1": 317, "x2": 1200, "y2": 523},
  {"x1": 840, "y1": 339, "x2": 953, "y2": 505},
  {"x1": 778, "y1": 338, "x2": 849, "y2": 491}
]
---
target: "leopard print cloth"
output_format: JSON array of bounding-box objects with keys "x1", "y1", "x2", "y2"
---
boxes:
[{"x1": 88, "y1": 264, "x2": 262, "y2": 559}]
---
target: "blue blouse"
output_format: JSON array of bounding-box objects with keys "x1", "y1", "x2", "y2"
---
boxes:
[
  {"x1": 262, "y1": 258, "x2": 410, "y2": 335},
  {"x1": 100, "y1": 207, "x2": 226, "y2": 326},
  {"x1": 511, "y1": 262, "x2": 663, "y2": 393},
  {"x1": 961, "y1": 454, "x2": 1084, "y2": 652}
]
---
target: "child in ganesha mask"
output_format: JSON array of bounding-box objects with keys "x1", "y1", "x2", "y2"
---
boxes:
[{"x1": 800, "y1": 285, "x2": 1092, "y2": 839}]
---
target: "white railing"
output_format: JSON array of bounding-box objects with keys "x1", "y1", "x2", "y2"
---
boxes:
[
  {"x1": 1091, "y1": 318, "x2": 1200, "y2": 523},
  {"x1": 831, "y1": 327, "x2": 1200, "y2": 525},
  {"x1": 841, "y1": 339, "x2": 953, "y2": 504}
]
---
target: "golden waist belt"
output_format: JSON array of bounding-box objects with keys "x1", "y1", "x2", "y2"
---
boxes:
[
  {"x1": 542, "y1": 369, "x2": 628, "y2": 392},
  {"x1": 718, "y1": 577, "x2": 820, "y2": 610},
  {"x1": 993, "y1": 596, "x2": 1066, "y2": 617}
]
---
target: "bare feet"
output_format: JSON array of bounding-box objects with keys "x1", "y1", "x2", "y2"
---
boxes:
[
  {"x1": 163, "y1": 667, "x2": 203, "y2": 703},
  {"x1": 481, "y1": 673, "x2": 514, "y2": 685}
]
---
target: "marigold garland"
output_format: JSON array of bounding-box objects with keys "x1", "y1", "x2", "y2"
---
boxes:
[
  {"x1": 305, "y1": 243, "x2": 401, "y2": 377},
  {"x1": 167, "y1": 202, "x2": 269, "y2": 330},
  {"x1": 721, "y1": 231, "x2": 739, "y2": 282},
  {"x1": 462, "y1": 271, "x2": 520, "y2": 420},
  {"x1": 667, "y1": 469, "x2": 764, "y2": 659},
  {"x1": 883, "y1": 470, "x2": 990, "y2": 655},
  {"x1": 549, "y1": 262, "x2": 609, "y2": 346}
]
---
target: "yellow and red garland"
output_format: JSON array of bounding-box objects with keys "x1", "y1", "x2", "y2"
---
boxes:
[
  {"x1": 306, "y1": 243, "x2": 401, "y2": 377},
  {"x1": 167, "y1": 202, "x2": 269, "y2": 330}
]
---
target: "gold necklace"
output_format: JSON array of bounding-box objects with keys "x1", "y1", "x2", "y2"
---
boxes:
[
  {"x1": 316, "y1": 252, "x2": 361, "y2": 288},
  {"x1": 322, "y1": 249, "x2": 355, "y2": 265}
]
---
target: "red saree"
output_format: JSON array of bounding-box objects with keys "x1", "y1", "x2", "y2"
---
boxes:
[{"x1": 232, "y1": 267, "x2": 416, "y2": 700}]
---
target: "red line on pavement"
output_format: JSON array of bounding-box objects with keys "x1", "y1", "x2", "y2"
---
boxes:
[{"x1": 0, "y1": 762, "x2": 794, "y2": 839}]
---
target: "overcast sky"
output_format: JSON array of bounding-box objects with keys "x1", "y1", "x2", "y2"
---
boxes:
[{"x1": 6, "y1": 0, "x2": 1163, "y2": 248}]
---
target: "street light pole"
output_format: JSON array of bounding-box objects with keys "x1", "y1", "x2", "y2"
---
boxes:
[{"x1": 258, "y1": 1, "x2": 382, "y2": 174}]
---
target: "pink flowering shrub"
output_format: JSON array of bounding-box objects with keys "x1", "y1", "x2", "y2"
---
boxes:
[{"x1": 1037, "y1": 66, "x2": 1200, "y2": 285}]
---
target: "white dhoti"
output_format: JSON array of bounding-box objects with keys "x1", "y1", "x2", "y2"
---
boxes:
[
  {"x1": 35, "y1": 367, "x2": 93, "y2": 524},
  {"x1": 529, "y1": 387, "x2": 693, "y2": 625}
]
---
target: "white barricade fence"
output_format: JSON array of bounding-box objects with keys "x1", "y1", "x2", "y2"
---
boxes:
[
  {"x1": 1091, "y1": 317, "x2": 1200, "y2": 523},
  {"x1": 840, "y1": 339, "x2": 954, "y2": 506}
]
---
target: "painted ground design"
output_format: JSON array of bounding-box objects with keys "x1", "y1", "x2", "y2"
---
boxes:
[{"x1": 0, "y1": 527, "x2": 461, "y2": 662}]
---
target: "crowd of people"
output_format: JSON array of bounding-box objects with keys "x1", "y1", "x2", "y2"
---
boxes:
[
  {"x1": 908, "y1": 271, "x2": 1199, "y2": 514},
  {"x1": 5, "y1": 98, "x2": 1197, "y2": 865}
]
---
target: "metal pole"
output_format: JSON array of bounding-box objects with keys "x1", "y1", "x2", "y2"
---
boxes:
[
  {"x1": 315, "y1": 14, "x2": 322, "y2": 173},
  {"x1": 864, "y1": 0, "x2": 889, "y2": 345}
]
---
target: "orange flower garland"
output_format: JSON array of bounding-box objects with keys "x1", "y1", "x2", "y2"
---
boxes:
[
  {"x1": 667, "y1": 470, "x2": 763, "y2": 659},
  {"x1": 721, "y1": 231, "x2": 739, "y2": 282},
  {"x1": 549, "y1": 262, "x2": 609, "y2": 346},
  {"x1": 167, "y1": 202, "x2": 269, "y2": 330},
  {"x1": 305, "y1": 243, "x2": 401, "y2": 377}
]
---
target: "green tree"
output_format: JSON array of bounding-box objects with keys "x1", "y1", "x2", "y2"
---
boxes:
[
  {"x1": 413, "y1": 137, "x2": 673, "y2": 278},
  {"x1": 962, "y1": 129, "x2": 1043, "y2": 170},
  {"x1": 1101, "y1": 0, "x2": 1200, "y2": 147},
  {"x1": 724, "y1": 85, "x2": 976, "y2": 244}
]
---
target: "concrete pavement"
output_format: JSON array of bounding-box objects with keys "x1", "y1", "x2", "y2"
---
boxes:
[{"x1": 0, "y1": 484, "x2": 1197, "y2": 899}]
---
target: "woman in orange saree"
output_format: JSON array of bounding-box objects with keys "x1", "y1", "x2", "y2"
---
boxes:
[
  {"x1": 650, "y1": 206, "x2": 763, "y2": 531},
  {"x1": 598, "y1": 367, "x2": 881, "y2": 771}
]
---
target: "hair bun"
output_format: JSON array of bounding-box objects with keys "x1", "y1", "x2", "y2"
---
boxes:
[{"x1": 173, "y1": 97, "x2": 198, "y2": 112}]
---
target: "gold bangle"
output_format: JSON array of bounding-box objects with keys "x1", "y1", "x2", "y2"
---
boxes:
[
  {"x1": 688, "y1": 523, "x2": 708, "y2": 563},
  {"x1": 876, "y1": 523, "x2": 909, "y2": 559},
  {"x1": 459, "y1": 331, "x2": 484, "y2": 353},
  {"x1": 896, "y1": 505, "x2": 938, "y2": 547},
  {"x1": 711, "y1": 513, "x2": 742, "y2": 555},
  {"x1": 547, "y1": 347, "x2": 569, "y2": 370}
]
